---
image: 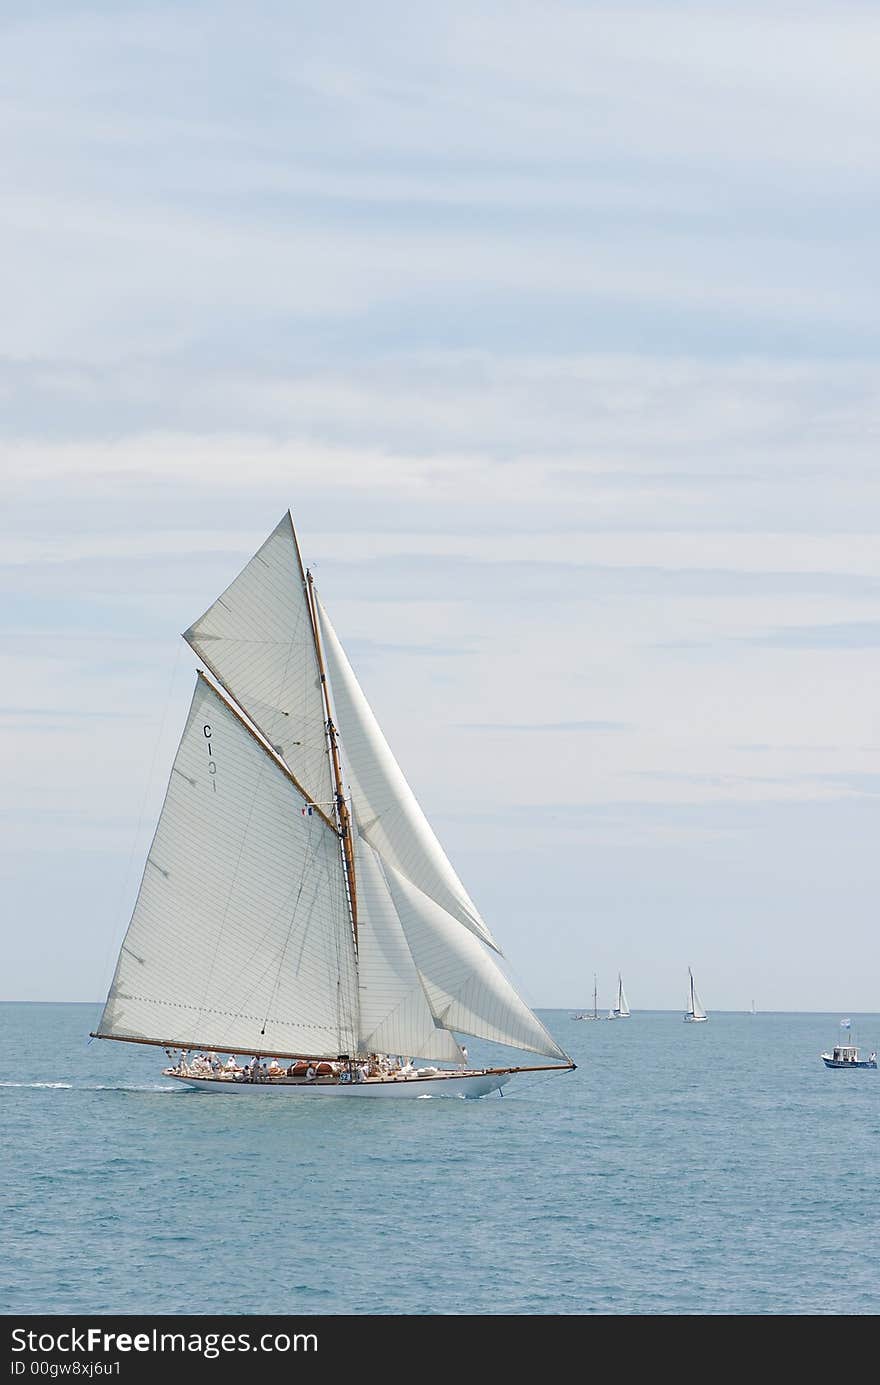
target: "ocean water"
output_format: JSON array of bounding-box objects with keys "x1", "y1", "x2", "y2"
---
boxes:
[{"x1": 2, "y1": 1002, "x2": 878, "y2": 1316}]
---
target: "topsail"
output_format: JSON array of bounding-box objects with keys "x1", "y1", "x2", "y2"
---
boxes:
[{"x1": 183, "y1": 515, "x2": 334, "y2": 813}]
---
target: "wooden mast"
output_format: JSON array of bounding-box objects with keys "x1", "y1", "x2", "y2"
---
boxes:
[{"x1": 287, "y1": 513, "x2": 358, "y2": 950}]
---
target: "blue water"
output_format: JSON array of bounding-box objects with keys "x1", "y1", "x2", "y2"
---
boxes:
[{"x1": 2, "y1": 1003, "x2": 878, "y2": 1315}]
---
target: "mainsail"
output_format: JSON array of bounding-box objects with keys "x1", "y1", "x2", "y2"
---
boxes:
[
  {"x1": 98, "y1": 675, "x2": 359, "y2": 1057},
  {"x1": 96, "y1": 512, "x2": 571, "y2": 1069}
]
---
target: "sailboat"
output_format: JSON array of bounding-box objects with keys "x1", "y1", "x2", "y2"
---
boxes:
[
  {"x1": 683, "y1": 967, "x2": 708, "y2": 1023},
  {"x1": 572, "y1": 974, "x2": 602, "y2": 1021},
  {"x1": 610, "y1": 973, "x2": 630, "y2": 1019},
  {"x1": 91, "y1": 513, "x2": 574, "y2": 1098}
]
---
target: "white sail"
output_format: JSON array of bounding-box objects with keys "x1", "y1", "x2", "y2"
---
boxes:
[
  {"x1": 355, "y1": 838, "x2": 463, "y2": 1063},
  {"x1": 383, "y1": 863, "x2": 568, "y2": 1061},
  {"x1": 183, "y1": 514, "x2": 334, "y2": 812},
  {"x1": 615, "y1": 974, "x2": 630, "y2": 1017},
  {"x1": 97, "y1": 675, "x2": 359, "y2": 1057},
  {"x1": 315, "y1": 593, "x2": 499, "y2": 952},
  {"x1": 686, "y1": 968, "x2": 707, "y2": 1020}
]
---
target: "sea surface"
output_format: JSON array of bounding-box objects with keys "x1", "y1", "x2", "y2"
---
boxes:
[{"x1": 2, "y1": 1003, "x2": 878, "y2": 1316}]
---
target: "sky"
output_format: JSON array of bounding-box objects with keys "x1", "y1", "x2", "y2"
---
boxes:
[{"x1": 2, "y1": 1, "x2": 879, "y2": 1013}]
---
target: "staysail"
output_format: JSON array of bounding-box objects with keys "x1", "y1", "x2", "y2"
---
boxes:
[
  {"x1": 183, "y1": 515, "x2": 334, "y2": 814},
  {"x1": 97, "y1": 675, "x2": 359, "y2": 1057},
  {"x1": 382, "y1": 864, "x2": 568, "y2": 1060},
  {"x1": 355, "y1": 838, "x2": 463, "y2": 1062},
  {"x1": 315, "y1": 593, "x2": 499, "y2": 952},
  {"x1": 355, "y1": 836, "x2": 566, "y2": 1061}
]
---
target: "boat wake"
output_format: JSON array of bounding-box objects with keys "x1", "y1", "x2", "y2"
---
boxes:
[
  {"x1": 0, "y1": 1082, "x2": 180, "y2": 1092},
  {"x1": 0, "y1": 1081, "x2": 74, "y2": 1089}
]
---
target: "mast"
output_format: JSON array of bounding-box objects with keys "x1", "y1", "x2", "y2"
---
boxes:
[
  {"x1": 294, "y1": 539, "x2": 358, "y2": 950},
  {"x1": 593, "y1": 973, "x2": 598, "y2": 1020}
]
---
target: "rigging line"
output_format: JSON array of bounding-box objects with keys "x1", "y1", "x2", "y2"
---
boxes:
[
  {"x1": 215, "y1": 815, "x2": 335, "y2": 1032},
  {"x1": 225, "y1": 828, "x2": 348, "y2": 1046},
  {"x1": 259, "y1": 812, "x2": 321, "y2": 1036},
  {"x1": 194, "y1": 703, "x2": 274, "y2": 1030},
  {"x1": 498, "y1": 1068, "x2": 571, "y2": 1097},
  {"x1": 96, "y1": 639, "x2": 184, "y2": 1028}
]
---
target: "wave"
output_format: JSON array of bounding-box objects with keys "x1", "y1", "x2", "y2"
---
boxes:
[{"x1": 90, "y1": 1084, "x2": 180, "y2": 1092}]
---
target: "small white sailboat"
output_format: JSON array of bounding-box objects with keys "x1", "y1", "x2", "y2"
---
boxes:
[
  {"x1": 683, "y1": 967, "x2": 708, "y2": 1023},
  {"x1": 749, "y1": 998, "x2": 756, "y2": 1016},
  {"x1": 91, "y1": 512, "x2": 575, "y2": 1098},
  {"x1": 609, "y1": 972, "x2": 630, "y2": 1019}
]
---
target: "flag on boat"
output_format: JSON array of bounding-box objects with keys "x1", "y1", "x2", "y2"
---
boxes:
[
  {"x1": 301, "y1": 804, "x2": 315, "y2": 816},
  {"x1": 840, "y1": 1018, "x2": 851, "y2": 1029}
]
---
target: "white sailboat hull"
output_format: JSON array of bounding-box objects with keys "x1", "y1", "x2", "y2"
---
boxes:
[
  {"x1": 165, "y1": 1069, "x2": 516, "y2": 1099},
  {"x1": 684, "y1": 1014, "x2": 708, "y2": 1023}
]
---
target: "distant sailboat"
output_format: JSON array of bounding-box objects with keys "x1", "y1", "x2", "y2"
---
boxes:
[
  {"x1": 610, "y1": 973, "x2": 630, "y2": 1019},
  {"x1": 683, "y1": 967, "x2": 708, "y2": 1023},
  {"x1": 749, "y1": 998, "x2": 756, "y2": 1016},
  {"x1": 573, "y1": 974, "x2": 601, "y2": 1021}
]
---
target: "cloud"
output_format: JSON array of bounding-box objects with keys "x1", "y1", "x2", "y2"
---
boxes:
[
  {"x1": 4, "y1": 3, "x2": 880, "y2": 1007},
  {"x1": 343, "y1": 638, "x2": 471, "y2": 659},
  {"x1": 3, "y1": 4, "x2": 880, "y2": 368},
  {"x1": 742, "y1": 621, "x2": 880, "y2": 649},
  {"x1": 459, "y1": 720, "x2": 630, "y2": 732},
  {"x1": 0, "y1": 707, "x2": 143, "y2": 722}
]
